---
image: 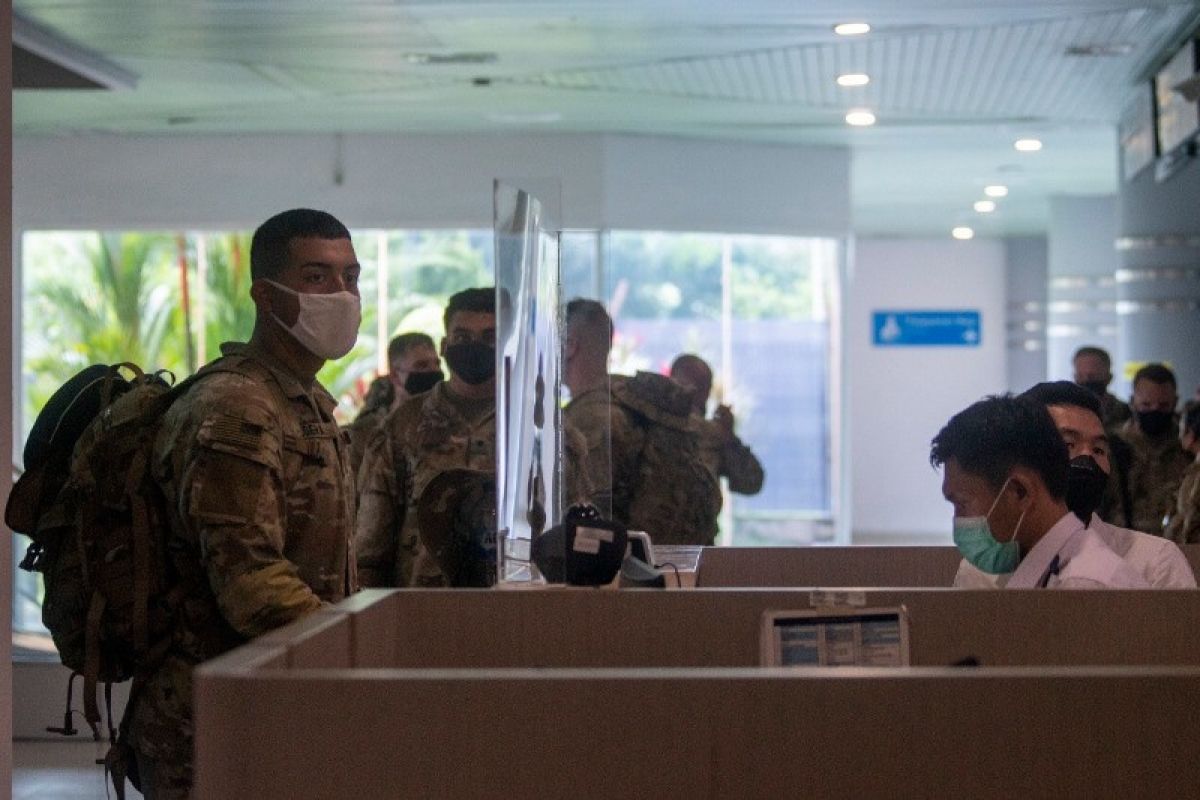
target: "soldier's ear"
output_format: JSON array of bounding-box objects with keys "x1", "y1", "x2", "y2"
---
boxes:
[
  {"x1": 439, "y1": 337, "x2": 448, "y2": 358},
  {"x1": 250, "y1": 279, "x2": 273, "y2": 316}
]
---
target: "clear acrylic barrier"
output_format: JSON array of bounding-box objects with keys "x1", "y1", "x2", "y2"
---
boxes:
[{"x1": 494, "y1": 182, "x2": 564, "y2": 584}]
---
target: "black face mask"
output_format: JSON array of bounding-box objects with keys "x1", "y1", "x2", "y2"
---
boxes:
[
  {"x1": 403, "y1": 370, "x2": 444, "y2": 395},
  {"x1": 1066, "y1": 455, "x2": 1108, "y2": 526},
  {"x1": 445, "y1": 342, "x2": 496, "y2": 386},
  {"x1": 1081, "y1": 380, "x2": 1108, "y2": 397},
  {"x1": 1136, "y1": 409, "x2": 1175, "y2": 437}
]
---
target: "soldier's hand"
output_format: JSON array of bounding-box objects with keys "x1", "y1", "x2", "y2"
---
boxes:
[{"x1": 714, "y1": 405, "x2": 735, "y2": 439}]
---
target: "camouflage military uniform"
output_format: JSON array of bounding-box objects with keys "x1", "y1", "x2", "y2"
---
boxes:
[
  {"x1": 1165, "y1": 461, "x2": 1200, "y2": 544},
  {"x1": 130, "y1": 341, "x2": 357, "y2": 798},
  {"x1": 356, "y1": 382, "x2": 495, "y2": 587},
  {"x1": 1112, "y1": 421, "x2": 1193, "y2": 535},
  {"x1": 563, "y1": 382, "x2": 641, "y2": 523},
  {"x1": 694, "y1": 415, "x2": 765, "y2": 495},
  {"x1": 346, "y1": 402, "x2": 389, "y2": 482},
  {"x1": 1099, "y1": 391, "x2": 1133, "y2": 431},
  {"x1": 565, "y1": 374, "x2": 722, "y2": 545}
]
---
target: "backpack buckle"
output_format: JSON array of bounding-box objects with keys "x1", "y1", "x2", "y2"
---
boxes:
[{"x1": 19, "y1": 542, "x2": 43, "y2": 572}]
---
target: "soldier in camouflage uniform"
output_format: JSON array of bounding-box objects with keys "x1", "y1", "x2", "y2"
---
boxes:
[
  {"x1": 1073, "y1": 346, "x2": 1132, "y2": 431},
  {"x1": 356, "y1": 288, "x2": 498, "y2": 587},
  {"x1": 129, "y1": 209, "x2": 361, "y2": 799},
  {"x1": 669, "y1": 354, "x2": 765, "y2": 497},
  {"x1": 563, "y1": 299, "x2": 721, "y2": 544},
  {"x1": 1110, "y1": 363, "x2": 1192, "y2": 536},
  {"x1": 346, "y1": 333, "x2": 441, "y2": 479},
  {"x1": 1165, "y1": 402, "x2": 1200, "y2": 544}
]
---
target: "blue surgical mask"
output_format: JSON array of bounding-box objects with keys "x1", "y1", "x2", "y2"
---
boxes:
[{"x1": 952, "y1": 477, "x2": 1026, "y2": 575}]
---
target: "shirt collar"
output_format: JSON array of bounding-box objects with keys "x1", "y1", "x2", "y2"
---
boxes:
[
  {"x1": 219, "y1": 341, "x2": 338, "y2": 416},
  {"x1": 1007, "y1": 512, "x2": 1086, "y2": 588}
]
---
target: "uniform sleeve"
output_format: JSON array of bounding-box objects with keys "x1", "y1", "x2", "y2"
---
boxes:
[
  {"x1": 174, "y1": 396, "x2": 322, "y2": 639},
  {"x1": 718, "y1": 434, "x2": 765, "y2": 495},
  {"x1": 354, "y1": 423, "x2": 406, "y2": 587}
]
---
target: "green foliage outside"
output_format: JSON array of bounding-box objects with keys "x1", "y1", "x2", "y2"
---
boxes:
[
  {"x1": 605, "y1": 231, "x2": 818, "y2": 321},
  {"x1": 21, "y1": 229, "x2": 495, "y2": 441}
]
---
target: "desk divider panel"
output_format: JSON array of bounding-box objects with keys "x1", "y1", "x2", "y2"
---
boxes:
[
  {"x1": 194, "y1": 666, "x2": 1200, "y2": 799},
  {"x1": 695, "y1": 546, "x2": 964, "y2": 587},
  {"x1": 351, "y1": 588, "x2": 1200, "y2": 669}
]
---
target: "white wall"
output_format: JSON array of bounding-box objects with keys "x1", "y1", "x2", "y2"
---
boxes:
[
  {"x1": 849, "y1": 238, "x2": 1008, "y2": 543},
  {"x1": 13, "y1": 132, "x2": 849, "y2": 236}
]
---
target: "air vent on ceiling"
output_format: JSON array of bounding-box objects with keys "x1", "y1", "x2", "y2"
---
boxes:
[
  {"x1": 13, "y1": 13, "x2": 138, "y2": 90},
  {"x1": 1065, "y1": 43, "x2": 1134, "y2": 57},
  {"x1": 405, "y1": 52, "x2": 498, "y2": 66}
]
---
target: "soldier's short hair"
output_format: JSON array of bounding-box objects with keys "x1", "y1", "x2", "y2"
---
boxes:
[
  {"x1": 1133, "y1": 362, "x2": 1177, "y2": 391},
  {"x1": 444, "y1": 287, "x2": 495, "y2": 331},
  {"x1": 250, "y1": 209, "x2": 351, "y2": 281},
  {"x1": 387, "y1": 332, "x2": 435, "y2": 362},
  {"x1": 930, "y1": 395, "x2": 1070, "y2": 501},
  {"x1": 670, "y1": 354, "x2": 713, "y2": 383},
  {"x1": 1073, "y1": 346, "x2": 1112, "y2": 369},
  {"x1": 1020, "y1": 380, "x2": 1102, "y2": 420},
  {"x1": 566, "y1": 298, "x2": 613, "y2": 350}
]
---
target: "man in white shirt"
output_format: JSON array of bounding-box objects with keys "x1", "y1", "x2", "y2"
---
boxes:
[
  {"x1": 931, "y1": 394, "x2": 1150, "y2": 589},
  {"x1": 951, "y1": 382, "x2": 1195, "y2": 589}
]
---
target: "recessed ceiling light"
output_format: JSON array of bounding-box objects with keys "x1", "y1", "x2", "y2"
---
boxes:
[
  {"x1": 834, "y1": 22, "x2": 871, "y2": 36},
  {"x1": 984, "y1": 185, "x2": 1009, "y2": 198},
  {"x1": 836, "y1": 73, "x2": 870, "y2": 87},
  {"x1": 1014, "y1": 138, "x2": 1043, "y2": 152},
  {"x1": 952, "y1": 227, "x2": 975, "y2": 240},
  {"x1": 845, "y1": 109, "x2": 876, "y2": 126},
  {"x1": 974, "y1": 200, "x2": 996, "y2": 213}
]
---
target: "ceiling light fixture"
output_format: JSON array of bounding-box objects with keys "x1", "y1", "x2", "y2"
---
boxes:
[
  {"x1": 836, "y1": 73, "x2": 870, "y2": 87},
  {"x1": 1014, "y1": 138, "x2": 1043, "y2": 152},
  {"x1": 974, "y1": 200, "x2": 996, "y2": 213},
  {"x1": 845, "y1": 109, "x2": 876, "y2": 126},
  {"x1": 952, "y1": 227, "x2": 975, "y2": 240},
  {"x1": 984, "y1": 185, "x2": 1009, "y2": 198},
  {"x1": 834, "y1": 22, "x2": 871, "y2": 36}
]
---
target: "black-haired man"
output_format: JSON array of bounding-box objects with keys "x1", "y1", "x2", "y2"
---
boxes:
[
  {"x1": 953, "y1": 382, "x2": 1194, "y2": 588},
  {"x1": 134, "y1": 209, "x2": 361, "y2": 797},
  {"x1": 1073, "y1": 345, "x2": 1131, "y2": 429},
  {"x1": 932, "y1": 395, "x2": 1147, "y2": 588},
  {"x1": 562, "y1": 299, "x2": 721, "y2": 544},
  {"x1": 356, "y1": 288, "x2": 498, "y2": 587},
  {"x1": 1110, "y1": 363, "x2": 1192, "y2": 535},
  {"x1": 347, "y1": 332, "x2": 441, "y2": 477},
  {"x1": 1165, "y1": 403, "x2": 1200, "y2": 544}
]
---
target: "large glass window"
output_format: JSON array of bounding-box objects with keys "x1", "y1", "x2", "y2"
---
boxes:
[
  {"x1": 13, "y1": 227, "x2": 494, "y2": 633},
  {"x1": 12, "y1": 226, "x2": 839, "y2": 633},
  {"x1": 603, "y1": 231, "x2": 839, "y2": 545}
]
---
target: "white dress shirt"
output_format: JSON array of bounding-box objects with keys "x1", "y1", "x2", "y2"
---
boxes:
[{"x1": 954, "y1": 512, "x2": 1152, "y2": 589}]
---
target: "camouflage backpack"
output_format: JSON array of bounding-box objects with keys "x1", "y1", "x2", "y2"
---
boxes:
[
  {"x1": 610, "y1": 371, "x2": 722, "y2": 545},
  {"x1": 6, "y1": 362, "x2": 211, "y2": 744}
]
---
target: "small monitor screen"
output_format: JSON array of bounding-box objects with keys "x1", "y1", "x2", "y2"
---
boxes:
[
  {"x1": 761, "y1": 607, "x2": 911, "y2": 667},
  {"x1": 1155, "y1": 41, "x2": 1199, "y2": 155}
]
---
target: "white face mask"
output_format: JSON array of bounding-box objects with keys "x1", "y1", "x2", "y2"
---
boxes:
[{"x1": 264, "y1": 279, "x2": 361, "y2": 360}]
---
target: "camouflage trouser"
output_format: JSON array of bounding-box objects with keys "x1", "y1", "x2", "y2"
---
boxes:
[
  {"x1": 135, "y1": 749, "x2": 193, "y2": 800},
  {"x1": 129, "y1": 654, "x2": 196, "y2": 800}
]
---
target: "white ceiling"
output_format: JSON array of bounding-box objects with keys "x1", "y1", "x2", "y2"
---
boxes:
[{"x1": 12, "y1": 1, "x2": 1200, "y2": 236}]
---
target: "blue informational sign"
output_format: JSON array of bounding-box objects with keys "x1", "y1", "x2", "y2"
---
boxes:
[{"x1": 872, "y1": 310, "x2": 981, "y2": 347}]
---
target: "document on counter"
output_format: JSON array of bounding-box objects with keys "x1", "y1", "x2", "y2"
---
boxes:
[{"x1": 760, "y1": 607, "x2": 910, "y2": 667}]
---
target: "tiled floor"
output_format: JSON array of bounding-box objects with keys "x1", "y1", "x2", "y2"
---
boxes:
[{"x1": 13, "y1": 741, "x2": 145, "y2": 799}]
